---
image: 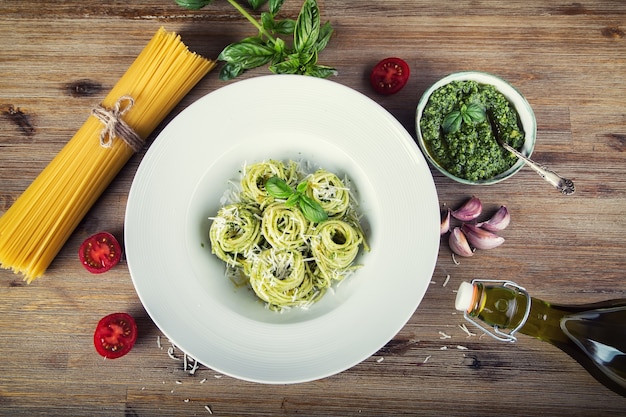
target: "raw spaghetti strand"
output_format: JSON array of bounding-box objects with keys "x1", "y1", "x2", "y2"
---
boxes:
[{"x1": 0, "y1": 27, "x2": 216, "y2": 282}]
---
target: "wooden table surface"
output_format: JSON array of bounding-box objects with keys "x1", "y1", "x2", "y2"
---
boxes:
[{"x1": 1, "y1": 1, "x2": 626, "y2": 415}]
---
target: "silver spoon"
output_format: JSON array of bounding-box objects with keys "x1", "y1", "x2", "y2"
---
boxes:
[{"x1": 487, "y1": 112, "x2": 575, "y2": 195}]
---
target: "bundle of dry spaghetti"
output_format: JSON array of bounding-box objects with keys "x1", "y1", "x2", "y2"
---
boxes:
[{"x1": 0, "y1": 27, "x2": 216, "y2": 283}]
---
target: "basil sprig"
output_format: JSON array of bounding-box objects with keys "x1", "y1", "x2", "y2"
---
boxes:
[
  {"x1": 442, "y1": 103, "x2": 486, "y2": 133},
  {"x1": 176, "y1": 0, "x2": 336, "y2": 80},
  {"x1": 265, "y1": 176, "x2": 328, "y2": 223}
]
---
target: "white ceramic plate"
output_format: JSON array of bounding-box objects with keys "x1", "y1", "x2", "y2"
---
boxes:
[{"x1": 125, "y1": 75, "x2": 439, "y2": 384}]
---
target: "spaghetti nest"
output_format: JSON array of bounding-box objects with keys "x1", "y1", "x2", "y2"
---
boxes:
[{"x1": 209, "y1": 160, "x2": 369, "y2": 310}]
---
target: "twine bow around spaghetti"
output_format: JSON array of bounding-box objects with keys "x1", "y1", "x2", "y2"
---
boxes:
[{"x1": 91, "y1": 96, "x2": 144, "y2": 152}]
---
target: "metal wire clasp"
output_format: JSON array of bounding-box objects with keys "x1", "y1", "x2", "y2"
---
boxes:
[{"x1": 463, "y1": 279, "x2": 532, "y2": 343}]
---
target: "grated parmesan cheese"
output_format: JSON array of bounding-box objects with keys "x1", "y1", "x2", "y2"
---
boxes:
[
  {"x1": 443, "y1": 274, "x2": 451, "y2": 287},
  {"x1": 458, "y1": 323, "x2": 476, "y2": 338},
  {"x1": 438, "y1": 331, "x2": 452, "y2": 339}
]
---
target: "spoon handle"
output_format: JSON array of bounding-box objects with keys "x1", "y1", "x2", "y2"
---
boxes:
[
  {"x1": 486, "y1": 110, "x2": 575, "y2": 195},
  {"x1": 500, "y1": 141, "x2": 575, "y2": 195}
]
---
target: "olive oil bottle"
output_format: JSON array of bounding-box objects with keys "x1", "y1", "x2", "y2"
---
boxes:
[{"x1": 455, "y1": 279, "x2": 626, "y2": 397}]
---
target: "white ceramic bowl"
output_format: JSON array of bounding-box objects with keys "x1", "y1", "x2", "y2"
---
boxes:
[
  {"x1": 125, "y1": 75, "x2": 440, "y2": 384},
  {"x1": 415, "y1": 71, "x2": 536, "y2": 185}
]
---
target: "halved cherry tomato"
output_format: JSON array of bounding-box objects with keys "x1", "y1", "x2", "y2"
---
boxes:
[
  {"x1": 370, "y1": 57, "x2": 410, "y2": 95},
  {"x1": 94, "y1": 312, "x2": 137, "y2": 359},
  {"x1": 79, "y1": 232, "x2": 122, "y2": 274}
]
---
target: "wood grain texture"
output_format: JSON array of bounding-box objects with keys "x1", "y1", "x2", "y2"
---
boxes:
[{"x1": 1, "y1": 1, "x2": 626, "y2": 415}]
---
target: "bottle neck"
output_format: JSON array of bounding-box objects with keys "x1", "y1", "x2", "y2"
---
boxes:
[
  {"x1": 466, "y1": 280, "x2": 569, "y2": 344},
  {"x1": 456, "y1": 280, "x2": 533, "y2": 342}
]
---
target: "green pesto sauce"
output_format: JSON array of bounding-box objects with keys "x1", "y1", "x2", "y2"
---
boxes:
[{"x1": 420, "y1": 80, "x2": 525, "y2": 181}]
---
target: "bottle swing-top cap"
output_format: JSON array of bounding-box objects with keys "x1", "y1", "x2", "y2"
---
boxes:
[{"x1": 455, "y1": 281, "x2": 475, "y2": 312}]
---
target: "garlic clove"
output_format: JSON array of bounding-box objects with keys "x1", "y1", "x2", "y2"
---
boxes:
[
  {"x1": 449, "y1": 227, "x2": 474, "y2": 257},
  {"x1": 450, "y1": 196, "x2": 482, "y2": 222},
  {"x1": 478, "y1": 205, "x2": 511, "y2": 232},
  {"x1": 440, "y1": 209, "x2": 451, "y2": 235},
  {"x1": 461, "y1": 223, "x2": 505, "y2": 250}
]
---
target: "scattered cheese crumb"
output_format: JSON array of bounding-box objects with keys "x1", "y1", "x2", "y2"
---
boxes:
[
  {"x1": 423, "y1": 355, "x2": 432, "y2": 364},
  {"x1": 443, "y1": 274, "x2": 451, "y2": 287},
  {"x1": 175, "y1": 381, "x2": 182, "y2": 385},
  {"x1": 200, "y1": 378, "x2": 207, "y2": 384},
  {"x1": 205, "y1": 405, "x2": 213, "y2": 414},
  {"x1": 456, "y1": 345, "x2": 469, "y2": 350},
  {"x1": 438, "y1": 331, "x2": 452, "y2": 339},
  {"x1": 157, "y1": 335, "x2": 162, "y2": 349},
  {"x1": 184, "y1": 399, "x2": 190, "y2": 403},
  {"x1": 167, "y1": 347, "x2": 180, "y2": 361},
  {"x1": 376, "y1": 357, "x2": 384, "y2": 363},
  {"x1": 214, "y1": 374, "x2": 223, "y2": 379},
  {"x1": 452, "y1": 253, "x2": 460, "y2": 265},
  {"x1": 459, "y1": 323, "x2": 476, "y2": 338},
  {"x1": 440, "y1": 346, "x2": 448, "y2": 350}
]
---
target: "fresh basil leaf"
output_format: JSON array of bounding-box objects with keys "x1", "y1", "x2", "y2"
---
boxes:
[
  {"x1": 299, "y1": 50, "x2": 318, "y2": 67},
  {"x1": 305, "y1": 64, "x2": 337, "y2": 78},
  {"x1": 261, "y1": 12, "x2": 275, "y2": 33},
  {"x1": 465, "y1": 103, "x2": 486, "y2": 123},
  {"x1": 175, "y1": 0, "x2": 214, "y2": 10},
  {"x1": 266, "y1": 176, "x2": 294, "y2": 199},
  {"x1": 461, "y1": 111, "x2": 473, "y2": 125},
  {"x1": 285, "y1": 193, "x2": 301, "y2": 207},
  {"x1": 296, "y1": 181, "x2": 308, "y2": 194},
  {"x1": 269, "y1": 0, "x2": 285, "y2": 15},
  {"x1": 442, "y1": 110, "x2": 462, "y2": 133},
  {"x1": 218, "y1": 39, "x2": 276, "y2": 69},
  {"x1": 272, "y1": 37, "x2": 286, "y2": 62},
  {"x1": 299, "y1": 195, "x2": 328, "y2": 223},
  {"x1": 274, "y1": 18, "x2": 296, "y2": 35},
  {"x1": 219, "y1": 62, "x2": 245, "y2": 81},
  {"x1": 315, "y1": 21, "x2": 333, "y2": 52},
  {"x1": 294, "y1": 0, "x2": 320, "y2": 53},
  {"x1": 246, "y1": 0, "x2": 267, "y2": 10},
  {"x1": 269, "y1": 58, "x2": 302, "y2": 75}
]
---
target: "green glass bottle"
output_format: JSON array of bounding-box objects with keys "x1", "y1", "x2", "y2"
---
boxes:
[{"x1": 455, "y1": 279, "x2": 626, "y2": 397}]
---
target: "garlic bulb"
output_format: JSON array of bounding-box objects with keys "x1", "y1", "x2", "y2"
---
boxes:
[
  {"x1": 440, "y1": 209, "x2": 451, "y2": 235},
  {"x1": 478, "y1": 205, "x2": 510, "y2": 232},
  {"x1": 450, "y1": 196, "x2": 482, "y2": 222},
  {"x1": 461, "y1": 223, "x2": 505, "y2": 250},
  {"x1": 449, "y1": 227, "x2": 474, "y2": 257}
]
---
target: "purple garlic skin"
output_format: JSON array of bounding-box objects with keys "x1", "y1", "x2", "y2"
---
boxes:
[
  {"x1": 440, "y1": 209, "x2": 451, "y2": 235},
  {"x1": 449, "y1": 227, "x2": 473, "y2": 257},
  {"x1": 450, "y1": 196, "x2": 482, "y2": 222},
  {"x1": 461, "y1": 223, "x2": 505, "y2": 250},
  {"x1": 478, "y1": 205, "x2": 510, "y2": 232}
]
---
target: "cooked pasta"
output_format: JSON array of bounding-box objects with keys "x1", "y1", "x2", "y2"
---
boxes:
[
  {"x1": 209, "y1": 204, "x2": 262, "y2": 268},
  {"x1": 310, "y1": 219, "x2": 363, "y2": 282},
  {"x1": 0, "y1": 27, "x2": 215, "y2": 282},
  {"x1": 261, "y1": 202, "x2": 310, "y2": 250},
  {"x1": 305, "y1": 169, "x2": 351, "y2": 217},
  {"x1": 208, "y1": 159, "x2": 368, "y2": 310},
  {"x1": 240, "y1": 160, "x2": 299, "y2": 208}
]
